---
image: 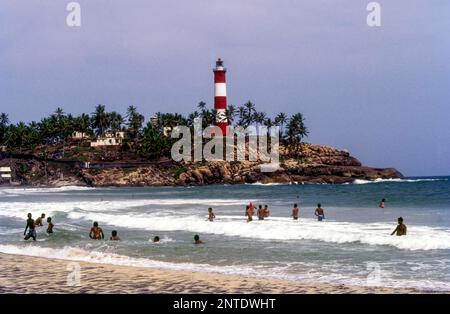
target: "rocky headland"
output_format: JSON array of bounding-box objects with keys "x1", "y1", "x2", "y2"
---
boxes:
[{"x1": 0, "y1": 143, "x2": 402, "y2": 187}]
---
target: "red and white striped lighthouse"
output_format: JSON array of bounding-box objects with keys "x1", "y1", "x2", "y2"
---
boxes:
[{"x1": 213, "y1": 58, "x2": 228, "y2": 135}]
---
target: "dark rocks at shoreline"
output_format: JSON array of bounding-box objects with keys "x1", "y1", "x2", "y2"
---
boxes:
[{"x1": 176, "y1": 162, "x2": 402, "y2": 186}]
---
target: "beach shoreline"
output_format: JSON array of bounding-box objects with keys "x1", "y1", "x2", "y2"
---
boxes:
[{"x1": 0, "y1": 252, "x2": 436, "y2": 294}]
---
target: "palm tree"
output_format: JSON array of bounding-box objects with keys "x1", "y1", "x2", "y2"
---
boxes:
[
  {"x1": 12, "y1": 122, "x2": 28, "y2": 152},
  {"x1": 237, "y1": 106, "x2": 246, "y2": 127},
  {"x1": 244, "y1": 101, "x2": 256, "y2": 126},
  {"x1": 285, "y1": 113, "x2": 309, "y2": 156},
  {"x1": 187, "y1": 111, "x2": 199, "y2": 128},
  {"x1": 50, "y1": 107, "x2": 67, "y2": 138},
  {"x1": 254, "y1": 112, "x2": 266, "y2": 125},
  {"x1": 26, "y1": 121, "x2": 40, "y2": 150},
  {"x1": 126, "y1": 105, "x2": 144, "y2": 140},
  {"x1": 226, "y1": 105, "x2": 237, "y2": 126},
  {"x1": 201, "y1": 109, "x2": 214, "y2": 129},
  {"x1": 275, "y1": 112, "x2": 287, "y2": 138},
  {"x1": 0, "y1": 113, "x2": 9, "y2": 126},
  {"x1": 109, "y1": 111, "x2": 124, "y2": 132},
  {"x1": 197, "y1": 101, "x2": 207, "y2": 115},
  {"x1": 0, "y1": 113, "x2": 9, "y2": 144},
  {"x1": 76, "y1": 113, "x2": 91, "y2": 135},
  {"x1": 92, "y1": 104, "x2": 109, "y2": 136},
  {"x1": 54, "y1": 107, "x2": 65, "y2": 119},
  {"x1": 253, "y1": 112, "x2": 266, "y2": 135}
]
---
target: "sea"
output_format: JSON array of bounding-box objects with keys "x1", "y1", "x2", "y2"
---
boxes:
[{"x1": 0, "y1": 177, "x2": 449, "y2": 291}]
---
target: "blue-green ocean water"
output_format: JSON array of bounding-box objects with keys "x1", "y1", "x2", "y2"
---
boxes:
[{"x1": 1, "y1": 177, "x2": 449, "y2": 291}]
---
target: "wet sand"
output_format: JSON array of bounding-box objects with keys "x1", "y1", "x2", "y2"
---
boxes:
[{"x1": 0, "y1": 253, "x2": 429, "y2": 294}]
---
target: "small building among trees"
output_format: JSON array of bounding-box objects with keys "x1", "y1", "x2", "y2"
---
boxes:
[{"x1": 90, "y1": 132, "x2": 125, "y2": 147}]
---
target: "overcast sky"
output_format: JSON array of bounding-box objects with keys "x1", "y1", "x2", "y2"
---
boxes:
[{"x1": 1, "y1": 0, "x2": 449, "y2": 176}]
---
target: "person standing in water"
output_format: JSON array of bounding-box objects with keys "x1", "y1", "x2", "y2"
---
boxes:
[
  {"x1": 263, "y1": 205, "x2": 270, "y2": 218},
  {"x1": 207, "y1": 208, "x2": 216, "y2": 222},
  {"x1": 292, "y1": 203, "x2": 300, "y2": 220},
  {"x1": 24, "y1": 213, "x2": 37, "y2": 241},
  {"x1": 379, "y1": 198, "x2": 386, "y2": 208},
  {"x1": 391, "y1": 217, "x2": 407, "y2": 236},
  {"x1": 35, "y1": 213, "x2": 46, "y2": 227},
  {"x1": 314, "y1": 204, "x2": 325, "y2": 221},
  {"x1": 257, "y1": 205, "x2": 264, "y2": 220},
  {"x1": 46, "y1": 217, "x2": 54, "y2": 234},
  {"x1": 89, "y1": 221, "x2": 104, "y2": 240},
  {"x1": 245, "y1": 205, "x2": 254, "y2": 222}
]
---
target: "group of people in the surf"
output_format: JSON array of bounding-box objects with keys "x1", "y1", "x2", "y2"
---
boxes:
[
  {"x1": 244, "y1": 203, "x2": 272, "y2": 222},
  {"x1": 23, "y1": 212, "x2": 54, "y2": 241},
  {"x1": 23, "y1": 216, "x2": 205, "y2": 244},
  {"x1": 23, "y1": 197, "x2": 406, "y2": 242},
  {"x1": 238, "y1": 202, "x2": 325, "y2": 222},
  {"x1": 209, "y1": 199, "x2": 406, "y2": 236}
]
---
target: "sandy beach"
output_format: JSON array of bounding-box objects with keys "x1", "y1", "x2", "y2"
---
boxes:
[{"x1": 0, "y1": 253, "x2": 427, "y2": 294}]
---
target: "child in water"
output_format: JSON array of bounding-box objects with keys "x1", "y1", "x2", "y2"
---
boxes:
[
  {"x1": 207, "y1": 208, "x2": 216, "y2": 221},
  {"x1": 379, "y1": 198, "x2": 386, "y2": 208},
  {"x1": 194, "y1": 234, "x2": 204, "y2": 244},
  {"x1": 110, "y1": 230, "x2": 120, "y2": 241},
  {"x1": 89, "y1": 221, "x2": 104, "y2": 240},
  {"x1": 46, "y1": 217, "x2": 54, "y2": 234},
  {"x1": 35, "y1": 213, "x2": 46, "y2": 227}
]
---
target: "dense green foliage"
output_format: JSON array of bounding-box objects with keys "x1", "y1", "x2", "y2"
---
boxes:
[{"x1": 0, "y1": 102, "x2": 308, "y2": 158}]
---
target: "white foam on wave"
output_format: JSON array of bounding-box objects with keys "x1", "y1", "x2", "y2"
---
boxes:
[
  {"x1": 0, "y1": 244, "x2": 448, "y2": 291},
  {"x1": 2, "y1": 196, "x2": 450, "y2": 251},
  {"x1": 353, "y1": 178, "x2": 446, "y2": 184},
  {"x1": 64, "y1": 212, "x2": 450, "y2": 251},
  {"x1": 0, "y1": 186, "x2": 96, "y2": 195},
  {"x1": 246, "y1": 182, "x2": 289, "y2": 186},
  {"x1": 0, "y1": 198, "x2": 248, "y2": 219},
  {"x1": 148, "y1": 235, "x2": 176, "y2": 243}
]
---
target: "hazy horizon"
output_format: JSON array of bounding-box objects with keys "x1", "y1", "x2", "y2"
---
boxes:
[{"x1": 1, "y1": 1, "x2": 449, "y2": 176}]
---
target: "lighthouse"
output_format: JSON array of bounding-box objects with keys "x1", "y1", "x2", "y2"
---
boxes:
[{"x1": 213, "y1": 58, "x2": 228, "y2": 135}]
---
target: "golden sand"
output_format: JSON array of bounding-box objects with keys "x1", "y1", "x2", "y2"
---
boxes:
[{"x1": 0, "y1": 253, "x2": 426, "y2": 294}]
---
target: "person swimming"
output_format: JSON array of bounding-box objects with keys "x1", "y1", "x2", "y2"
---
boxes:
[
  {"x1": 153, "y1": 236, "x2": 160, "y2": 243},
  {"x1": 24, "y1": 213, "x2": 36, "y2": 241},
  {"x1": 194, "y1": 234, "x2": 204, "y2": 244},
  {"x1": 46, "y1": 217, "x2": 54, "y2": 234},
  {"x1": 110, "y1": 230, "x2": 120, "y2": 241},
  {"x1": 89, "y1": 221, "x2": 104, "y2": 240},
  {"x1": 257, "y1": 205, "x2": 264, "y2": 220},
  {"x1": 207, "y1": 207, "x2": 216, "y2": 222},
  {"x1": 391, "y1": 217, "x2": 407, "y2": 236},
  {"x1": 245, "y1": 205, "x2": 254, "y2": 222},
  {"x1": 263, "y1": 205, "x2": 270, "y2": 218},
  {"x1": 35, "y1": 213, "x2": 45, "y2": 227},
  {"x1": 292, "y1": 203, "x2": 299, "y2": 220},
  {"x1": 379, "y1": 198, "x2": 386, "y2": 208},
  {"x1": 314, "y1": 203, "x2": 325, "y2": 221}
]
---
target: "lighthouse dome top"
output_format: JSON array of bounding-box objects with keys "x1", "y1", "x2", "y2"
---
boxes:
[{"x1": 214, "y1": 58, "x2": 226, "y2": 71}]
